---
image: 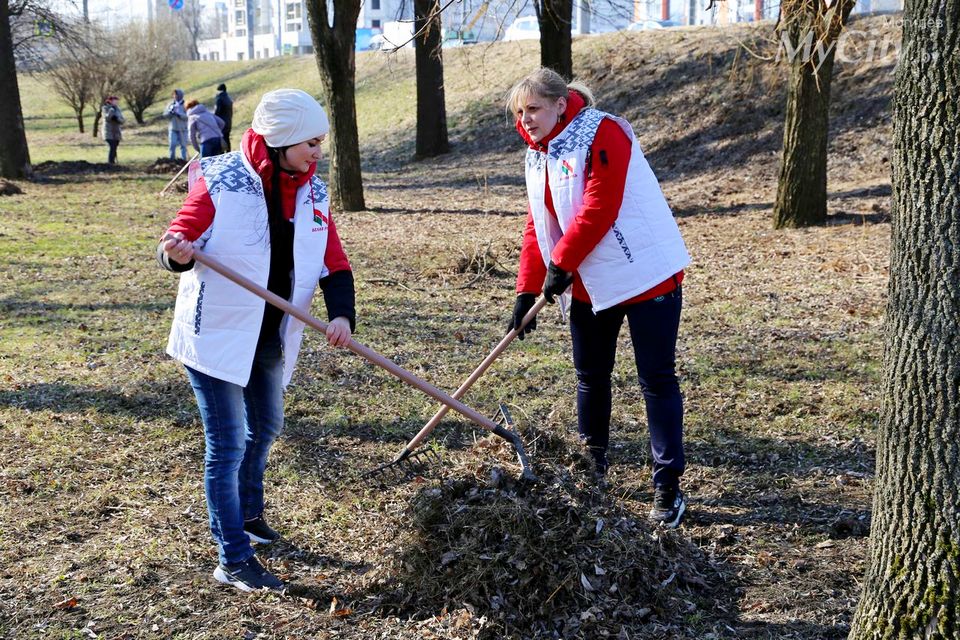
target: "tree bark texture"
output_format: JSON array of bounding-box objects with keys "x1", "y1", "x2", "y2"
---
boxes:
[
  {"x1": 848, "y1": 0, "x2": 960, "y2": 636},
  {"x1": 414, "y1": 0, "x2": 449, "y2": 159},
  {"x1": 537, "y1": 0, "x2": 573, "y2": 81},
  {"x1": 0, "y1": 0, "x2": 31, "y2": 179},
  {"x1": 304, "y1": 0, "x2": 365, "y2": 211},
  {"x1": 772, "y1": 0, "x2": 854, "y2": 229}
]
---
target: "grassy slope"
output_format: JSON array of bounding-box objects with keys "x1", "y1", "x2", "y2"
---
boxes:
[{"x1": 3, "y1": 14, "x2": 898, "y2": 639}]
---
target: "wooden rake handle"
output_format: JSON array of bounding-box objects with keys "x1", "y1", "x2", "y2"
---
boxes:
[
  {"x1": 159, "y1": 152, "x2": 200, "y2": 196},
  {"x1": 402, "y1": 295, "x2": 549, "y2": 453},
  {"x1": 190, "y1": 250, "x2": 500, "y2": 433}
]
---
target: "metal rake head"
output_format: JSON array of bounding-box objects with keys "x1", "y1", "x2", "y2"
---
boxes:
[{"x1": 361, "y1": 445, "x2": 444, "y2": 482}]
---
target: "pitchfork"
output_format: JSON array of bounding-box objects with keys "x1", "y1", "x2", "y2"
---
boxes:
[{"x1": 187, "y1": 250, "x2": 536, "y2": 481}]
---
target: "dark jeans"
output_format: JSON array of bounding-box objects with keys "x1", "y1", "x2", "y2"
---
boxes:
[
  {"x1": 106, "y1": 139, "x2": 119, "y2": 164},
  {"x1": 569, "y1": 288, "x2": 684, "y2": 488},
  {"x1": 185, "y1": 336, "x2": 284, "y2": 565},
  {"x1": 200, "y1": 138, "x2": 223, "y2": 157},
  {"x1": 222, "y1": 128, "x2": 231, "y2": 152}
]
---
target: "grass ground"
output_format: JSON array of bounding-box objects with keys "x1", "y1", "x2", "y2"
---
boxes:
[{"x1": 1, "y1": 14, "x2": 897, "y2": 639}]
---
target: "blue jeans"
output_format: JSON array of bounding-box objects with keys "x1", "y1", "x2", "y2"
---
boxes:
[
  {"x1": 185, "y1": 336, "x2": 284, "y2": 566},
  {"x1": 200, "y1": 138, "x2": 223, "y2": 157},
  {"x1": 169, "y1": 130, "x2": 187, "y2": 160},
  {"x1": 569, "y1": 288, "x2": 684, "y2": 487},
  {"x1": 106, "y1": 139, "x2": 119, "y2": 164}
]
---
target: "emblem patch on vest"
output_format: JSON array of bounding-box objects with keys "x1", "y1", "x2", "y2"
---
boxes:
[
  {"x1": 559, "y1": 158, "x2": 577, "y2": 180},
  {"x1": 313, "y1": 208, "x2": 328, "y2": 231}
]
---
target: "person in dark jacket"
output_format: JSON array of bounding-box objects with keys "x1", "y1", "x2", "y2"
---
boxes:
[
  {"x1": 101, "y1": 96, "x2": 124, "y2": 164},
  {"x1": 505, "y1": 68, "x2": 691, "y2": 528},
  {"x1": 159, "y1": 89, "x2": 354, "y2": 593},
  {"x1": 214, "y1": 84, "x2": 234, "y2": 152},
  {"x1": 186, "y1": 99, "x2": 225, "y2": 157}
]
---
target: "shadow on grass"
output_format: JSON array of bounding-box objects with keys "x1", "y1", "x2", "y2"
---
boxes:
[{"x1": 0, "y1": 381, "x2": 189, "y2": 421}]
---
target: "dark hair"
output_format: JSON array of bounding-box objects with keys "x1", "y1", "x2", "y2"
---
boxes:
[{"x1": 217, "y1": 83, "x2": 226, "y2": 91}]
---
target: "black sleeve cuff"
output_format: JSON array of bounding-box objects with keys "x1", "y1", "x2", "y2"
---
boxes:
[
  {"x1": 319, "y1": 269, "x2": 356, "y2": 332},
  {"x1": 156, "y1": 241, "x2": 194, "y2": 272}
]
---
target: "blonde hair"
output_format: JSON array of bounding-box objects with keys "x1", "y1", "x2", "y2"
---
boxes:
[{"x1": 505, "y1": 68, "x2": 596, "y2": 118}]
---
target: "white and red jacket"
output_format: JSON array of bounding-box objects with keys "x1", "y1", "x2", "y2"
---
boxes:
[
  {"x1": 516, "y1": 92, "x2": 689, "y2": 311},
  {"x1": 164, "y1": 129, "x2": 352, "y2": 387}
]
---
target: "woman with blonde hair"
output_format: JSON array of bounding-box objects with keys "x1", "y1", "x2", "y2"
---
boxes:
[{"x1": 505, "y1": 68, "x2": 691, "y2": 528}]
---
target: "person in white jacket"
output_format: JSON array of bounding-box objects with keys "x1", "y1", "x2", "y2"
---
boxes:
[
  {"x1": 505, "y1": 68, "x2": 691, "y2": 529},
  {"x1": 159, "y1": 89, "x2": 356, "y2": 592}
]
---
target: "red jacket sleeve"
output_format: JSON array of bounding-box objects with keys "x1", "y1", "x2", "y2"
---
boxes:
[
  {"x1": 166, "y1": 176, "x2": 215, "y2": 241},
  {"x1": 323, "y1": 211, "x2": 351, "y2": 273},
  {"x1": 515, "y1": 208, "x2": 547, "y2": 294},
  {"x1": 551, "y1": 118, "x2": 632, "y2": 272}
]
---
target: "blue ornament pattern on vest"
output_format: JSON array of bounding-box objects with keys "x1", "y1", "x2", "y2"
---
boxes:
[
  {"x1": 201, "y1": 152, "x2": 263, "y2": 197},
  {"x1": 526, "y1": 149, "x2": 545, "y2": 173},
  {"x1": 304, "y1": 177, "x2": 328, "y2": 207},
  {"x1": 610, "y1": 222, "x2": 635, "y2": 263},
  {"x1": 548, "y1": 108, "x2": 605, "y2": 160},
  {"x1": 193, "y1": 281, "x2": 205, "y2": 334}
]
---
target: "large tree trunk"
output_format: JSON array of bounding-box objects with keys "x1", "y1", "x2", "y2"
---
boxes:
[
  {"x1": 772, "y1": 0, "x2": 854, "y2": 229},
  {"x1": 76, "y1": 111, "x2": 85, "y2": 134},
  {"x1": 537, "y1": 0, "x2": 573, "y2": 80},
  {"x1": 304, "y1": 0, "x2": 365, "y2": 211},
  {"x1": 848, "y1": 0, "x2": 960, "y2": 636},
  {"x1": 0, "y1": 0, "x2": 31, "y2": 179},
  {"x1": 414, "y1": 0, "x2": 449, "y2": 159},
  {"x1": 772, "y1": 45, "x2": 834, "y2": 228}
]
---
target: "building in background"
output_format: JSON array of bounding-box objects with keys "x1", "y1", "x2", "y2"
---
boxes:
[{"x1": 190, "y1": 0, "x2": 903, "y2": 61}]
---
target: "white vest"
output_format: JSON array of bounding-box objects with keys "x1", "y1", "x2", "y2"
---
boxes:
[
  {"x1": 525, "y1": 108, "x2": 690, "y2": 312},
  {"x1": 166, "y1": 151, "x2": 331, "y2": 387}
]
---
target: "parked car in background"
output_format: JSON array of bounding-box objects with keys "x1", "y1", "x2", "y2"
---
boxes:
[
  {"x1": 504, "y1": 16, "x2": 540, "y2": 41},
  {"x1": 627, "y1": 19, "x2": 681, "y2": 30}
]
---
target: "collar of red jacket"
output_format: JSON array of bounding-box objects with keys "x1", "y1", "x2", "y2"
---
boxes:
[
  {"x1": 515, "y1": 90, "x2": 587, "y2": 151},
  {"x1": 241, "y1": 128, "x2": 315, "y2": 192}
]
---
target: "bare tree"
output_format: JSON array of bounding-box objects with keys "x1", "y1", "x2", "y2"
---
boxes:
[
  {"x1": 304, "y1": 0, "x2": 366, "y2": 211},
  {"x1": 771, "y1": 0, "x2": 855, "y2": 228},
  {"x1": 847, "y1": 0, "x2": 960, "y2": 636},
  {"x1": 176, "y1": 0, "x2": 203, "y2": 60},
  {"x1": 414, "y1": 0, "x2": 449, "y2": 158},
  {"x1": 0, "y1": 0, "x2": 29, "y2": 178},
  {"x1": 536, "y1": 0, "x2": 573, "y2": 80},
  {"x1": 1, "y1": 0, "x2": 84, "y2": 178},
  {"x1": 47, "y1": 45, "x2": 97, "y2": 133},
  {"x1": 114, "y1": 20, "x2": 176, "y2": 124}
]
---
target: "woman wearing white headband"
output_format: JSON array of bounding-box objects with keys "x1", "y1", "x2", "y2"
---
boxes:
[{"x1": 158, "y1": 88, "x2": 355, "y2": 592}]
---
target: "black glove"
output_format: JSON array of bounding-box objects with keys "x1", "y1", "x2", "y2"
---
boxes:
[
  {"x1": 508, "y1": 293, "x2": 538, "y2": 340},
  {"x1": 543, "y1": 261, "x2": 574, "y2": 304}
]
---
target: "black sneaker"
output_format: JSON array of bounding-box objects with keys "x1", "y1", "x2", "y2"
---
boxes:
[
  {"x1": 649, "y1": 486, "x2": 686, "y2": 529},
  {"x1": 244, "y1": 516, "x2": 281, "y2": 544},
  {"x1": 213, "y1": 556, "x2": 284, "y2": 592}
]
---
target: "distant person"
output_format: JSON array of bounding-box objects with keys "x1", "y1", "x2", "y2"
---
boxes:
[
  {"x1": 163, "y1": 89, "x2": 189, "y2": 161},
  {"x1": 158, "y1": 88, "x2": 355, "y2": 593},
  {"x1": 214, "y1": 83, "x2": 234, "y2": 152},
  {"x1": 505, "y1": 68, "x2": 691, "y2": 528},
  {"x1": 186, "y1": 99, "x2": 226, "y2": 157},
  {"x1": 101, "y1": 96, "x2": 124, "y2": 165}
]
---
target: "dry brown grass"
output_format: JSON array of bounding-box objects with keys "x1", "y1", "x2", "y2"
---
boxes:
[{"x1": 0, "y1": 14, "x2": 899, "y2": 640}]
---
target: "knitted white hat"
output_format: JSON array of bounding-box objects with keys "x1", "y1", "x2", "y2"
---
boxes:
[{"x1": 251, "y1": 89, "x2": 330, "y2": 148}]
